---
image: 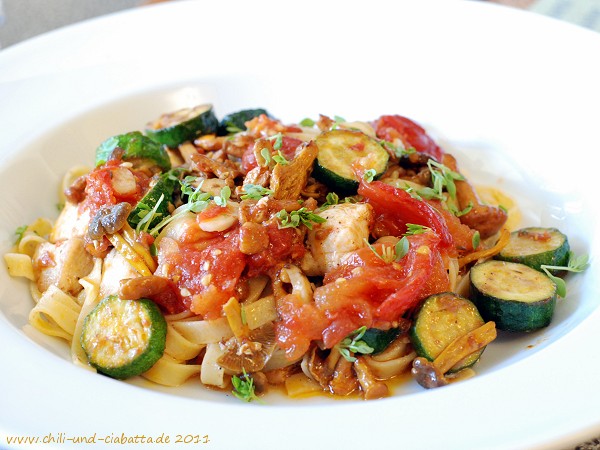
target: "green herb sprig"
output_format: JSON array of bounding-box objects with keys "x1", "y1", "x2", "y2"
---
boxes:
[
  {"x1": 231, "y1": 370, "x2": 261, "y2": 403},
  {"x1": 240, "y1": 184, "x2": 274, "y2": 200},
  {"x1": 541, "y1": 252, "x2": 589, "y2": 297},
  {"x1": 276, "y1": 208, "x2": 326, "y2": 230},
  {"x1": 337, "y1": 326, "x2": 374, "y2": 362}
]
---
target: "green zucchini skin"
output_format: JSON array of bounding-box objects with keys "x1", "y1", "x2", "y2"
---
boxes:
[
  {"x1": 470, "y1": 260, "x2": 557, "y2": 332},
  {"x1": 495, "y1": 227, "x2": 570, "y2": 273},
  {"x1": 95, "y1": 131, "x2": 171, "y2": 171},
  {"x1": 361, "y1": 327, "x2": 401, "y2": 355},
  {"x1": 81, "y1": 296, "x2": 167, "y2": 379},
  {"x1": 313, "y1": 129, "x2": 389, "y2": 194},
  {"x1": 145, "y1": 104, "x2": 218, "y2": 147},
  {"x1": 217, "y1": 108, "x2": 269, "y2": 135},
  {"x1": 409, "y1": 293, "x2": 485, "y2": 372},
  {"x1": 128, "y1": 169, "x2": 181, "y2": 230}
]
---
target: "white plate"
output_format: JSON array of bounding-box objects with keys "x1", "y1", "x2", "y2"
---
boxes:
[{"x1": 1, "y1": 1, "x2": 600, "y2": 449}]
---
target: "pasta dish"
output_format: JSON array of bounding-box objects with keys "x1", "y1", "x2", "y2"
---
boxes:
[{"x1": 4, "y1": 105, "x2": 586, "y2": 401}]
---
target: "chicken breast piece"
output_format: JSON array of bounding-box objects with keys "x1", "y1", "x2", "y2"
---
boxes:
[
  {"x1": 301, "y1": 202, "x2": 373, "y2": 276},
  {"x1": 33, "y1": 237, "x2": 94, "y2": 296},
  {"x1": 51, "y1": 202, "x2": 91, "y2": 242},
  {"x1": 99, "y1": 248, "x2": 140, "y2": 299}
]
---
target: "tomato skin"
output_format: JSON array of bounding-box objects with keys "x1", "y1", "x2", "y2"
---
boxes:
[
  {"x1": 374, "y1": 115, "x2": 444, "y2": 162},
  {"x1": 358, "y1": 180, "x2": 454, "y2": 251},
  {"x1": 275, "y1": 294, "x2": 328, "y2": 361},
  {"x1": 246, "y1": 223, "x2": 306, "y2": 277},
  {"x1": 157, "y1": 234, "x2": 246, "y2": 319},
  {"x1": 309, "y1": 232, "x2": 450, "y2": 349},
  {"x1": 81, "y1": 159, "x2": 149, "y2": 217}
]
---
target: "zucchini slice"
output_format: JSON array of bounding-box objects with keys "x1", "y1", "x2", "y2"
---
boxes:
[
  {"x1": 470, "y1": 260, "x2": 557, "y2": 332},
  {"x1": 410, "y1": 293, "x2": 486, "y2": 373},
  {"x1": 313, "y1": 129, "x2": 389, "y2": 193},
  {"x1": 361, "y1": 327, "x2": 401, "y2": 355},
  {"x1": 145, "y1": 104, "x2": 219, "y2": 147},
  {"x1": 495, "y1": 227, "x2": 570, "y2": 273},
  {"x1": 95, "y1": 131, "x2": 171, "y2": 172},
  {"x1": 81, "y1": 296, "x2": 167, "y2": 379},
  {"x1": 128, "y1": 169, "x2": 181, "y2": 231},
  {"x1": 217, "y1": 108, "x2": 269, "y2": 135}
]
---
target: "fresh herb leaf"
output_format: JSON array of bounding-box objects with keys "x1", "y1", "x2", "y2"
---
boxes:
[
  {"x1": 214, "y1": 186, "x2": 231, "y2": 207},
  {"x1": 226, "y1": 125, "x2": 244, "y2": 134},
  {"x1": 14, "y1": 225, "x2": 27, "y2": 244},
  {"x1": 148, "y1": 178, "x2": 211, "y2": 236},
  {"x1": 260, "y1": 147, "x2": 272, "y2": 167},
  {"x1": 363, "y1": 169, "x2": 377, "y2": 183},
  {"x1": 299, "y1": 118, "x2": 315, "y2": 127},
  {"x1": 449, "y1": 201, "x2": 473, "y2": 217},
  {"x1": 135, "y1": 193, "x2": 165, "y2": 233},
  {"x1": 380, "y1": 139, "x2": 416, "y2": 159},
  {"x1": 276, "y1": 208, "x2": 326, "y2": 230},
  {"x1": 320, "y1": 192, "x2": 340, "y2": 210},
  {"x1": 364, "y1": 237, "x2": 410, "y2": 263},
  {"x1": 331, "y1": 115, "x2": 346, "y2": 130},
  {"x1": 395, "y1": 236, "x2": 410, "y2": 260},
  {"x1": 337, "y1": 326, "x2": 374, "y2": 362},
  {"x1": 231, "y1": 370, "x2": 260, "y2": 403},
  {"x1": 272, "y1": 150, "x2": 289, "y2": 165},
  {"x1": 472, "y1": 231, "x2": 481, "y2": 249},
  {"x1": 240, "y1": 184, "x2": 274, "y2": 200},
  {"x1": 427, "y1": 160, "x2": 464, "y2": 201},
  {"x1": 267, "y1": 132, "x2": 283, "y2": 151},
  {"x1": 541, "y1": 252, "x2": 590, "y2": 297},
  {"x1": 404, "y1": 223, "x2": 430, "y2": 235}
]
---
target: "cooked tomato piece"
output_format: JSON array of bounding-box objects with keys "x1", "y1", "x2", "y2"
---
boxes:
[
  {"x1": 358, "y1": 180, "x2": 455, "y2": 251},
  {"x1": 373, "y1": 114, "x2": 444, "y2": 162},
  {"x1": 245, "y1": 222, "x2": 306, "y2": 277},
  {"x1": 157, "y1": 234, "x2": 246, "y2": 319},
  {"x1": 308, "y1": 232, "x2": 450, "y2": 348},
  {"x1": 82, "y1": 159, "x2": 150, "y2": 217},
  {"x1": 275, "y1": 294, "x2": 328, "y2": 361}
]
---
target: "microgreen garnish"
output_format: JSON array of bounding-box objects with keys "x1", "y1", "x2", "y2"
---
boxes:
[
  {"x1": 319, "y1": 192, "x2": 340, "y2": 210},
  {"x1": 268, "y1": 132, "x2": 283, "y2": 151},
  {"x1": 404, "y1": 223, "x2": 430, "y2": 235},
  {"x1": 226, "y1": 125, "x2": 244, "y2": 134},
  {"x1": 472, "y1": 231, "x2": 481, "y2": 249},
  {"x1": 427, "y1": 160, "x2": 464, "y2": 201},
  {"x1": 276, "y1": 208, "x2": 326, "y2": 230},
  {"x1": 148, "y1": 177, "x2": 211, "y2": 236},
  {"x1": 56, "y1": 202, "x2": 65, "y2": 212},
  {"x1": 14, "y1": 225, "x2": 27, "y2": 244},
  {"x1": 380, "y1": 139, "x2": 416, "y2": 159},
  {"x1": 214, "y1": 186, "x2": 231, "y2": 207},
  {"x1": 272, "y1": 150, "x2": 289, "y2": 165},
  {"x1": 231, "y1": 370, "x2": 261, "y2": 403},
  {"x1": 240, "y1": 184, "x2": 274, "y2": 200},
  {"x1": 299, "y1": 118, "x2": 315, "y2": 127},
  {"x1": 337, "y1": 326, "x2": 374, "y2": 362},
  {"x1": 541, "y1": 252, "x2": 589, "y2": 297},
  {"x1": 330, "y1": 115, "x2": 346, "y2": 130},
  {"x1": 364, "y1": 236, "x2": 409, "y2": 263},
  {"x1": 135, "y1": 193, "x2": 165, "y2": 233},
  {"x1": 449, "y1": 201, "x2": 473, "y2": 217},
  {"x1": 363, "y1": 169, "x2": 377, "y2": 183},
  {"x1": 260, "y1": 147, "x2": 272, "y2": 167}
]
